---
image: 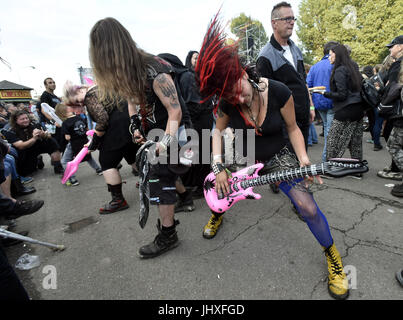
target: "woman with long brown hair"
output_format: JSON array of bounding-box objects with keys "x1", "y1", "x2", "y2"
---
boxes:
[
  {"x1": 89, "y1": 17, "x2": 190, "y2": 259},
  {"x1": 320, "y1": 44, "x2": 364, "y2": 169}
]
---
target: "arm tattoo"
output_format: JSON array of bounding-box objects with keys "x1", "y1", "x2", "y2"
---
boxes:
[{"x1": 155, "y1": 73, "x2": 180, "y2": 109}]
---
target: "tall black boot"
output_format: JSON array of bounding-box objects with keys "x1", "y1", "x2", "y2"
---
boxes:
[
  {"x1": 11, "y1": 178, "x2": 36, "y2": 198},
  {"x1": 99, "y1": 183, "x2": 129, "y2": 214}
]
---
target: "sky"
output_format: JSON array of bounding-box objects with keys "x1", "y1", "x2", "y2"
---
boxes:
[{"x1": 0, "y1": 0, "x2": 301, "y2": 98}]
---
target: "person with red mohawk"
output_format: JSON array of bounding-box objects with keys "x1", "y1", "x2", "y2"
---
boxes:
[{"x1": 195, "y1": 13, "x2": 349, "y2": 300}]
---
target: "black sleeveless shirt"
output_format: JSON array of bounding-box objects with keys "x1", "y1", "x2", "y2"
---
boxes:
[{"x1": 220, "y1": 79, "x2": 292, "y2": 162}]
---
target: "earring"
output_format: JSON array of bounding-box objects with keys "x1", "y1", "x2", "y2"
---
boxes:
[{"x1": 248, "y1": 78, "x2": 260, "y2": 90}]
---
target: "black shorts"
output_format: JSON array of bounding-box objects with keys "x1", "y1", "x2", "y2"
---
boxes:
[
  {"x1": 149, "y1": 163, "x2": 178, "y2": 205},
  {"x1": 99, "y1": 142, "x2": 138, "y2": 171}
]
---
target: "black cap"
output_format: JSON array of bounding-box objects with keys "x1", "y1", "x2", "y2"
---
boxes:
[{"x1": 386, "y1": 35, "x2": 403, "y2": 48}]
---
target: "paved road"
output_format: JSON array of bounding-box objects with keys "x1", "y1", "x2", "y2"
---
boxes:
[{"x1": 4, "y1": 126, "x2": 403, "y2": 300}]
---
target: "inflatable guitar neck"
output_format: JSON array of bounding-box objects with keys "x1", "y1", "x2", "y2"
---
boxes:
[
  {"x1": 203, "y1": 158, "x2": 369, "y2": 214},
  {"x1": 61, "y1": 130, "x2": 95, "y2": 184}
]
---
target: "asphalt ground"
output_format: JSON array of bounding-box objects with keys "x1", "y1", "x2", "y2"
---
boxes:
[{"x1": 3, "y1": 124, "x2": 402, "y2": 301}]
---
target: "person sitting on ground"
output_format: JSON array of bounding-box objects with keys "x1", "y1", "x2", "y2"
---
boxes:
[
  {"x1": 0, "y1": 103, "x2": 8, "y2": 129},
  {"x1": 1, "y1": 110, "x2": 63, "y2": 176}
]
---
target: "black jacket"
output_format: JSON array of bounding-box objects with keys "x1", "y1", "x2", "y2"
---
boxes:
[
  {"x1": 324, "y1": 65, "x2": 362, "y2": 112},
  {"x1": 383, "y1": 57, "x2": 403, "y2": 127},
  {"x1": 256, "y1": 35, "x2": 310, "y2": 125}
]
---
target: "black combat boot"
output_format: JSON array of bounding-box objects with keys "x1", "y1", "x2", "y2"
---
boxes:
[
  {"x1": 99, "y1": 183, "x2": 129, "y2": 214},
  {"x1": 138, "y1": 219, "x2": 180, "y2": 259}
]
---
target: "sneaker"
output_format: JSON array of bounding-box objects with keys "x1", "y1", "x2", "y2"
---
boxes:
[
  {"x1": 68, "y1": 177, "x2": 80, "y2": 186},
  {"x1": 138, "y1": 219, "x2": 179, "y2": 259},
  {"x1": 20, "y1": 176, "x2": 34, "y2": 184},
  {"x1": 391, "y1": 183, "x2": 403, "y2": 197},
  {"x1": 366, "y1": 139, "x2": 374, "y2": 144},
  {"x1": 203, "y1": 214, "x2": 223, "y2": 239},
  {"x1": 373, "y1": 144, "x2": 383, "y2": 151},
  {"x1": 96, "y1": 168, "x2": 103, "y2": 176},
  {"x1": 175, "y1": 191, "x2": 195, "y2": 213},
  {"x1": 6, "y1": 199, "x2": 44, "y2": 220},
  {"x1": 377, "y1": 170, "x2": 402, "y2": 181},
  {"x1": 65, "y1": 180, "x2": 72, "y2": 187}
]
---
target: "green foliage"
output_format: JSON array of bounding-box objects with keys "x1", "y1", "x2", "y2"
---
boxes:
[
  {"x1": 230, "y1": 13, "x2": 269, "y2": 63},
  {"x1": 297, "y1": 0, "x2": 403, "y2": 66}
]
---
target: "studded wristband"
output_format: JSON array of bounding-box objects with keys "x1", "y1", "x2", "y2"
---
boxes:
[{"x1": 212, "y1": 162, "x2": 225, "y2": 176}]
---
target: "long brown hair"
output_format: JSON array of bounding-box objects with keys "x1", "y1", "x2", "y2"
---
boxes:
[
  {"x1": 330, "y1": 44, "x2": 362, "y2": 92},
  {"x1": 89, "y1": 17, "x2": 152, "y2": 105},
  {"x1": 9, "y1": 110, "x2": 33, "y2": 140}
]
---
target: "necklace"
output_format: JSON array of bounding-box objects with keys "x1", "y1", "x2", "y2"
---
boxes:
[{"x1": 246, "y1": 90, "x2": 261, "y2": 130}]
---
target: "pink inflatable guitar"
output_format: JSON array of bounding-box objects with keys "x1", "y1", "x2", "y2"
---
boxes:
[
  {"x1": 61, "y1": 130, "x2": 95, "y2": 184},
  {"x1": 203, "y1": 158, "x2": 369, "y2": 213}
]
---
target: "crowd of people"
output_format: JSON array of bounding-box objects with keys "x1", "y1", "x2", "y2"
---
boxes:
[{"x1": 1, "y1": 1, "x2": 402, "y2": 300}]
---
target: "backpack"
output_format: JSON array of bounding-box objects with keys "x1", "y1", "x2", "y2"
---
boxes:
[
  {"x1": 377, "y1": 82, "x2": 403, "y2": 119},
  {"x1": 361, "y1": 73, "x2": 385, "y2": 110},
  {"x1": 156, "y1": 53, "x2": 193, "y2": 129}
]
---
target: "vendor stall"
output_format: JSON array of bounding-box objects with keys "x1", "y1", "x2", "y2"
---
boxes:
[{"x1": 0, "y1": 80, "x2": 33, "y2": 104}]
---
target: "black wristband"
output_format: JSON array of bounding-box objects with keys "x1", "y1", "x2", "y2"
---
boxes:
[
  {"x1": 129, "y1": 114, "x2": 142, "y2": 135},
  {"x1": 87, "y1": 132, "x2": 102, "y2": 151}
]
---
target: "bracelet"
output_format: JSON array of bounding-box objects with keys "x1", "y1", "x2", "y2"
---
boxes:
[
  {"x1": 211, "y1": 162, "x2": 225, "y2": 176},
  {"x1": 310, "y1": 106, "x2": 315, "y2": 111},
  {"x1": 213, "y1": 154, "x2": 223, "y2": 162}
]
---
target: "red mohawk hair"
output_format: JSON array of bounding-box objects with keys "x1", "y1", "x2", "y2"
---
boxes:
[{"x1": 195, "y1": 12, "x2": 244, "y2": 106}]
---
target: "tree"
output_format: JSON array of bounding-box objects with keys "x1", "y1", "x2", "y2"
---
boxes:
[
  {"x1": 230, "y1": 13, "x2": 269, "y2": 63},
  {"x1": 297, "y1": 0, "x2": 403, "y2": 66}
]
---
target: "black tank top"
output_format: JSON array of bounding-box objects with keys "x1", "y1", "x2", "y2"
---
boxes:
[{"x1": 220, "y1": 79, "x2": 292, "y2": 162}]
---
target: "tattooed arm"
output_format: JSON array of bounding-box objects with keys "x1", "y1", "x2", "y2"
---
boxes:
[{"x1": 153, "y1": 73, "x2": 182, "y2": 137}]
